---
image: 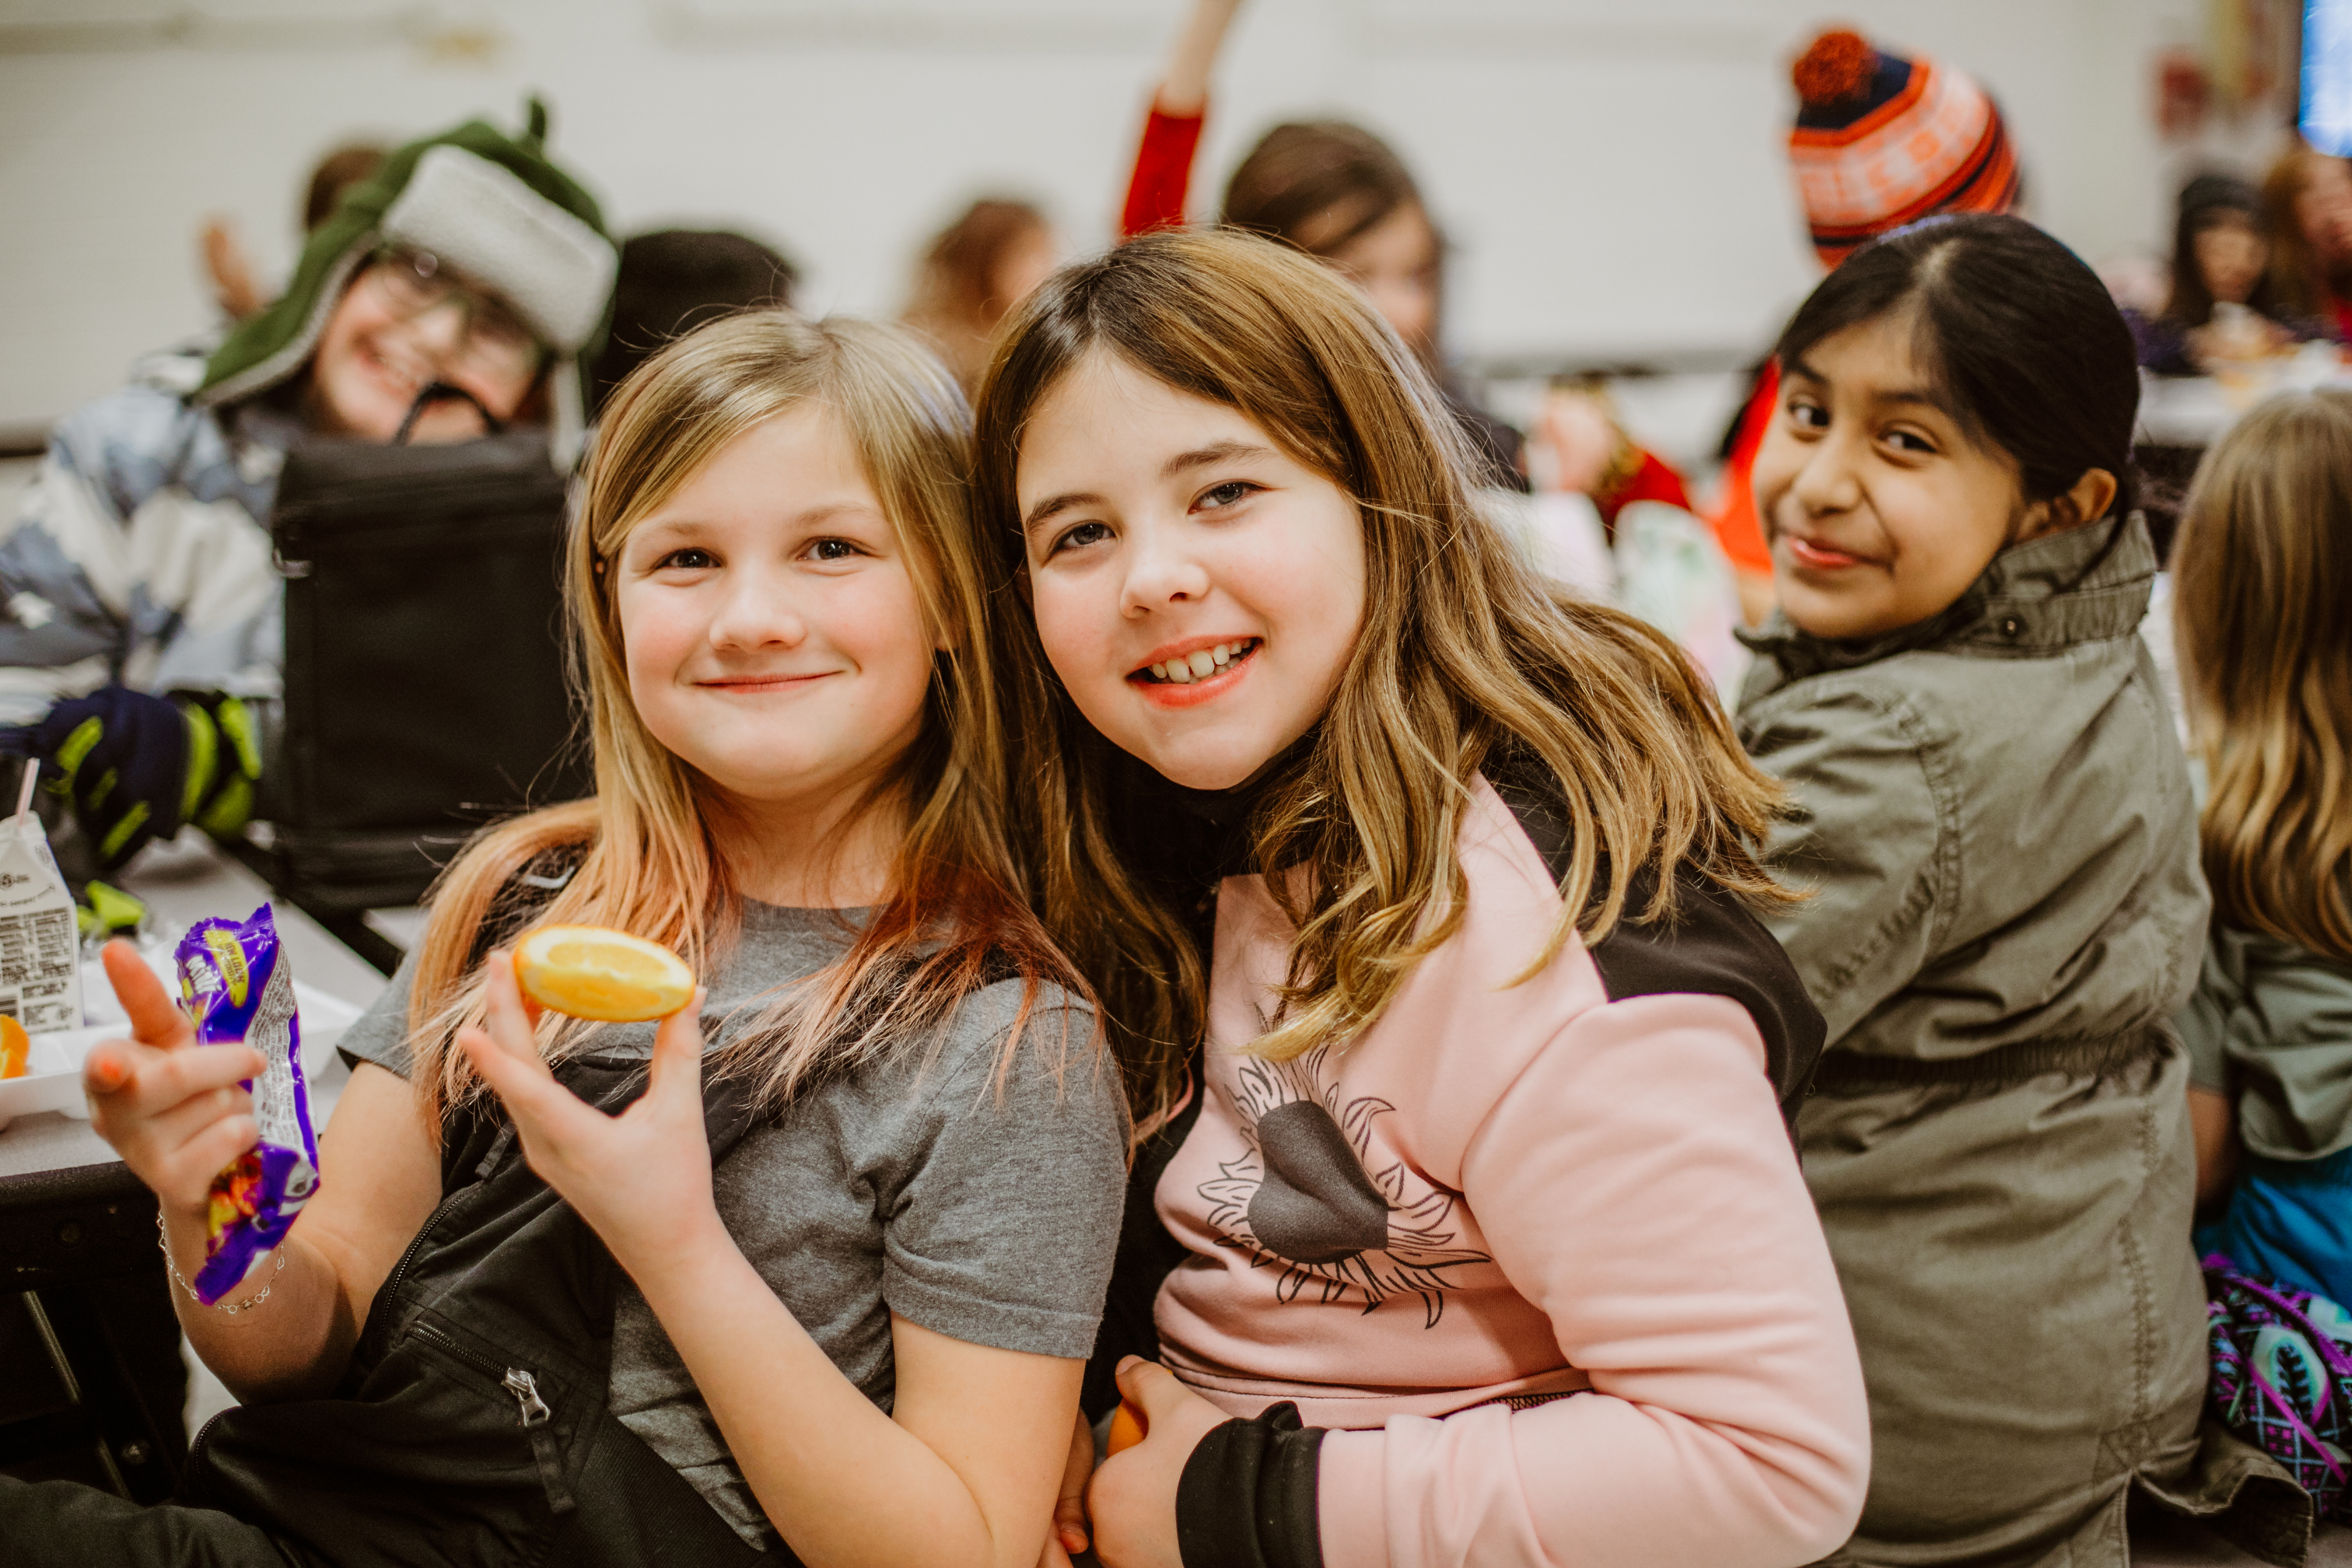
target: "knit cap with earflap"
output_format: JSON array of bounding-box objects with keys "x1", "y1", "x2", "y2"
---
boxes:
[
  {"x1": 194, "y1": 98, "x2": 617, "y2": 460},
  {"x1": 1787, "y1": 29, "x2": 2018, "y2": 268}
]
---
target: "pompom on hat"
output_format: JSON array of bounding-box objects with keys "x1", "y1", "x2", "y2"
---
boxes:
[{"x1": 1788, "y1": 28, "x2": 2018, "y2": 268}]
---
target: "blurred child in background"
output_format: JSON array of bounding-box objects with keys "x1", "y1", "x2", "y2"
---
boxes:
[
  {"x1": 0, "y1": 103, "x2": 614, "y2": 882},
  {"x1": 1712, "y1": 28, "x2": 2019, "y2": 621},
  {"x1": 2173, "y1": 391, "x2": 2352, "y2": 1312},
  {"x1": 1736, "y1": 215, "x2": 2234, "y2": 1563},
  {"x1": 1120, "y1": 0, "x2": 1543, "y2": 491},
  {"x1": 2263, "y1": 144, "x2": 2352, "y2": 341},
  {"x1": 900, "y1": 197, "x2": 1059, "y2": 394},
  {"x1": 2130, "y1": 173, "x2": 2320, "y2": 375}
]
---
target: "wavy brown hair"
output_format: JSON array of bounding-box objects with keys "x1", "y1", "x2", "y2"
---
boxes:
[
  {"x1": 2261, "y1": 145, "x2": 2352, "y2": 319},
  {"x1": 405, "y1": 309, "x2": 1085, "y2": 1131},
  {"x1": 2173, "y1": 390, "x2": 2352, "y2": 961},
  {"x1": 970, "y1": 230, "x2": 1789, "y2": 1128},
  {"x1": 902, "y1": 197, "x2": 1055, "y2": 392}
]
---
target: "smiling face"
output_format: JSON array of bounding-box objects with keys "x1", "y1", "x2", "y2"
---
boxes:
[
  {"x1": 1753, "y1": 311, "x2": 2037, "y2": 642},
  {"x1": 308, "y1": 257, "x2": 544, "y2": 443},
  {"x1": 1017, "y1": 350, "x2": 1368, "y2": 791},
  {"x1": 615, "y1": 406, "x2": 934, "y2": 819}
]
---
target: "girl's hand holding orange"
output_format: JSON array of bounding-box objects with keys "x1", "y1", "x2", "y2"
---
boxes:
[
  {"x1": 1041, "y1": 1398, "x2": 1146, "y2": 1567},
  {"x1": 1085, "y1": 1357, "x2": 1232, "y2": 1568},
  {"x1": 81, "y1": 939, "x2": 265, "y2": 1220},
  {"x1": 459, "y1": 945, "x2": 716, "y2": 1281}
]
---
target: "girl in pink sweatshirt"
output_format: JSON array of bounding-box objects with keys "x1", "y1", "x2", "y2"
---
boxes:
[{"x1": 970, "y1": 227, "x2": 1870, "y2": 1568}]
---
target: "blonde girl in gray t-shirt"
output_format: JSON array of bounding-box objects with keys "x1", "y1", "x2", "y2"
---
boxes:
[{"x1": 41, "y1": 311, "x2": 1126, "y2": 1568}]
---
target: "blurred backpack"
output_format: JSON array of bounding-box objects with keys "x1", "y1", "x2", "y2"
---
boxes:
[
  {"x1": 264, "y1": 388, "x2": 588, "y2": 915},
  {"x1": 2204, "y1": 1253, "x2": 2352, "y2": 1521}
]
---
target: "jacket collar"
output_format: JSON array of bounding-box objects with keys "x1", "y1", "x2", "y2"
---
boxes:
[{"x1": 1737, "y1": 513, "x2": 2157, "y2": 680}]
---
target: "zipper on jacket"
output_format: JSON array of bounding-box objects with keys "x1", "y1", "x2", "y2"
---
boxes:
[
  {"x1": 503, "y1": 1368, "x2": 575, "y2": 1516},
  {"x1": 184, "y1": 1409, "x2": 227, "y2": 1477},
  {"x1": 410, "y1": 1321, "x2": 576, "y2": 1516},
  {"x1": 378, "y1": 1186, "x2": 462, "y2": 1309}
]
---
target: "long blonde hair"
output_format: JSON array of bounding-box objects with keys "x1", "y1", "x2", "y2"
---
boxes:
[
  {"x1": 970, "y1": 230, "x2": 1789, "y2": 1128},
  {"x1": 408, "y1": 309, "x2": 1082, "y2": 1129},
  {"x1": 2173, "y1": 389, "x2": 2352, "y2": 961}
]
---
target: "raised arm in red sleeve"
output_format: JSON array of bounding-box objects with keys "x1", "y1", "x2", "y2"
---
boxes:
[{"x1": 1122, "y1": 102, "x2": 1206, "y2": 239}]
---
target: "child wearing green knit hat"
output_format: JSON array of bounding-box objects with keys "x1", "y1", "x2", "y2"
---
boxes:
[{"x1": 0, "y1": 100, "x2": 615, "y2": 880}]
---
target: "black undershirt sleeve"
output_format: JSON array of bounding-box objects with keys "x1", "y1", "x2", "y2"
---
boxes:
[{"x1": 1176, "y1": 1404, "x2": 1328, "y2": 1568}]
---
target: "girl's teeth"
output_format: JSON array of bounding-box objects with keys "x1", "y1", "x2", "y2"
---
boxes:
[{"x1": 1144, "y1": 640, "x2": 1257, "y2": 685}]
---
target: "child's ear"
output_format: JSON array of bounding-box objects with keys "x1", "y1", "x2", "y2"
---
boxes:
[
  {"x1": 2020, "y1": 468, "x2": 2119, "y2": 541},
  {"x1": 2073, "y1": 468, "x2": 2120, "y2": 526}
]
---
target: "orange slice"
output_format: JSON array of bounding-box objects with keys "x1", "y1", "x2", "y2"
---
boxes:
[
  {"x1": 513, "y1": 926, "x2": 695, "y2": 1022},
  {"x1": 1106, "y1": 1400, "x2": 1147, "y2": 1456},
  {"x1": 0, "y1": 1015, "x2": 25, "y2": 1079}
]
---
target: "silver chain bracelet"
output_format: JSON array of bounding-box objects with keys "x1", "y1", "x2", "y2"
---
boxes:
[{"x1": 157, "y1": 1210, "x2": 285, "y2": 1315}]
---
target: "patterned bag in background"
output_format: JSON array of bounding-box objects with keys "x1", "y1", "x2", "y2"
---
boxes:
[{"x1": 2205, "y1": 1253, "x2": 2352, "y2": 1520}]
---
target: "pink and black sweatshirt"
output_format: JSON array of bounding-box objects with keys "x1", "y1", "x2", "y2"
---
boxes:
[{"x1": 1087, "y1": 754, "x2": 1870, "y2": 1567}]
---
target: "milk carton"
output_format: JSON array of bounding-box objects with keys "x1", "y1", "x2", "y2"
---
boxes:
[{"x1": 0, "y1": 806, "x2": 84, "y2": 1034}]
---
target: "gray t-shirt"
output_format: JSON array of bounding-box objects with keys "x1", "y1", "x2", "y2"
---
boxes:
[{"x1": 340, "y1": 901, "x2": 1127, "y2": 1547}]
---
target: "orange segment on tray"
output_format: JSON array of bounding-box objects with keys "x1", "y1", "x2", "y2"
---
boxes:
[
  {"x1": 0, "y1": 1015, "x2": 26, "y2": 1079},
  {"x1": 513, "y1": 926, "x2": 695, "y2": 1022}
]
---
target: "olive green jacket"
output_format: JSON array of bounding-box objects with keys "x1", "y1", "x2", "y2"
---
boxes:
[
  {"x1": 1732, "y1": 517, "x2": 2292, "y2": 1566},
  {"x1": 2182, "y1": 920, "x2": 2352, "y2": 1162},
  {"x1": 1736, "y1": 514, "x2": 2208, "y2": 1068}
]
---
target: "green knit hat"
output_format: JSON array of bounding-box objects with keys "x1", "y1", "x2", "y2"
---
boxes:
[{"x1": 196, "y1": 98, "x2": 617, "y2": 450}]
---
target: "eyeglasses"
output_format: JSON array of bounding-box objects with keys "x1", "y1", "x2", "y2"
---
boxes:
[{"x1": 363, "y1": 246, "x2": 546, "y2": 382}]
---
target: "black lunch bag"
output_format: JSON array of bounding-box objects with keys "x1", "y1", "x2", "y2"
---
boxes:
[
  {"x1": 264, "y1": 401, "x2": 589, "y2": 913},
  {"x1": 179, "y1": 1057, "x2": 780, "y2": 1568}
]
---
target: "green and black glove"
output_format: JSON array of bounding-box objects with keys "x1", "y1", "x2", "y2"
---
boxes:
[
  {"x1": 75, "y1": 879, "x2": 148, "y2": 941},
  {"x1": 16, "y1": 686, "x2": 261, "y2": 870}
]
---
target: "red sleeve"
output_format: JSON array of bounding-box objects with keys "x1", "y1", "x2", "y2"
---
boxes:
[
  {"x1": 1708, "y1": 363, "x2": 1778, "y2": 577},
  {"x1": 1591, "y1": 447, "x2": 1694, "y2": 531},
  {"x1": 1122, "y1": 101, "x2": 1206, "y2": 240}
]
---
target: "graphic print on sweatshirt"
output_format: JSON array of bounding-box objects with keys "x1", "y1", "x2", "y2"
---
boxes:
[{"x1": 1196, "y1": 1044, "x2": 1491, "y2": 1327}]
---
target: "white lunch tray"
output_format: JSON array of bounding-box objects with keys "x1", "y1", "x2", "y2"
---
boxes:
[{"x1": 0, "y1": 953, "x2": 363, "y2": 1133}]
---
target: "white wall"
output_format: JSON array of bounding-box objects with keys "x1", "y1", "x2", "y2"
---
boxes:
[{"x1": 0, "y1": 0, "x2": 2265, "y2": 428}]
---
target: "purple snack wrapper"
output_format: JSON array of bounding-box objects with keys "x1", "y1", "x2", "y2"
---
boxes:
[{"x1": 181, "y1": 904, "x2": 320, "y2": 1305}]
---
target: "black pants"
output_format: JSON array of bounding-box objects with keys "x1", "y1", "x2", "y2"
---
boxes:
[{"x1": 0, "y1": 1474, "x2": 296, "y2": 1567}]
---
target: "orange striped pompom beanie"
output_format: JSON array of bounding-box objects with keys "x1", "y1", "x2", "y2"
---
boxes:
[{"x1": 1788, "y1": 29, "x2": 2018, "y2": 268}]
